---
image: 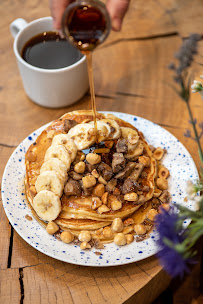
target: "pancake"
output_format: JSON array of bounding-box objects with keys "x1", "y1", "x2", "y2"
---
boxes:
[{"x1": 25, "y1": 110, "x2": 169, "y2": 249}]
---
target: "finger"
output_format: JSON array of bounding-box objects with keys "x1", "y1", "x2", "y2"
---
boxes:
[
  {"x1": 49, "y1": 0, "x2": 73, "y2": 30},
  {"x1": 106, "y1": 0, "x2": 130, "y2": 31}
]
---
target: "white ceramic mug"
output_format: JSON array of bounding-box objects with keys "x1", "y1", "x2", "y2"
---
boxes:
[{"x1": 10, "y1": 17, "x2": 89, "y2": 108}]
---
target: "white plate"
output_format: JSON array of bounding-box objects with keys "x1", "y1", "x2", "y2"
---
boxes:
[{"x1": 1, "y1": 112, "x2": 198, "y2": 266}]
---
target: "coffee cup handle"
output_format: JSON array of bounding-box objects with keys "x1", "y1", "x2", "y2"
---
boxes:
[{"x1": 10, "y1": 18, "x2": 28, "y2": 38}]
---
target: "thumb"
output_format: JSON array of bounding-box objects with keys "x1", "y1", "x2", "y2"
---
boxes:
[{"x1": 106, "y1": 0, "x2": 130, "y2": 31}]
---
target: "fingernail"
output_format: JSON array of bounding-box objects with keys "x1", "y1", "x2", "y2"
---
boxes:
[{"x1": 112, "y1": 18, "x2": 122, "y2": 31}]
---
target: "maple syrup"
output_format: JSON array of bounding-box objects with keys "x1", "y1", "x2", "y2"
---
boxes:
[{"x1": 62, "y1": 0, "x2": 111, "y2": 139}]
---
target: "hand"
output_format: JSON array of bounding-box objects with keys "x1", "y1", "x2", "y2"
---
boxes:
[{"x1": 49, "y1": 0, "x2": 130, "y2": 32}]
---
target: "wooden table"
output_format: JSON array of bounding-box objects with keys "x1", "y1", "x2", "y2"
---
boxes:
[{"x1": 1, "y1": 0, "x2": 203, "y2": 303}]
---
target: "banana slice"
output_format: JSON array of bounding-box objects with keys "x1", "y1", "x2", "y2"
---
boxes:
[
  {"x1": 52, "y1": 134, "x2": 77, "y2": 162},
  {"x1": 40, "y1": 158, "x2": 68, "y2": 182},
  {"x1": 68, "y1": 123, "x2": 96, "y2": 150},
  {"x1": 44, "y1": 144, "x2": 71, "y2": 169},
  {"x1": 100, "y1": 119, "x2": 121, "y2": 139},
  {"x1": 33, "y1": 190, "x2": 61, "y2": 222},
  {"x1": 89, "y1": 120, "x2": 111, "y2": 142},
  {"x1": 125, "y1": 141, "x2": 144, "y2": 160},
  {"x1": 35, "y1": 170, "x2": 64, "y2": 197},
  {"x1": 120, "y1": 127, "x2": 139, "y2": 151}
]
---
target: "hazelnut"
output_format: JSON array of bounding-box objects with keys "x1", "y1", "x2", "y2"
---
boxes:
[
  {"x1": 153, "y1": 147, "x2": 165, "y2": 160},
  {"x1": 80, "y1": 241, "x2": 91, "y2": 250},
  {"x1": 61, "y1": 231, "x2": 74, "y2": 243},
  {"x1": 156, "y1": 177, "x2": 168, "y2": 190},
  {"x1": 104, "y1": 140, "x2": 114, "y2": 149},
  {"x1": 125, "y1": 234, "x2": 134, "y2": 244},
  {"x1": 86, "y1": 153, "x2": 101, "y2": 165},
  {"x1": 92, "y1": 197, "x2": 102, "y2": 210},
  {"x1": 26, "y1": 151, "x2": 37, "y2": 162},
  {"x1": 97, "y1": 205, "x2": 110, "y2": 214},
  {"x1": 112, "y1": 218, "x2": 124, "y2": 232},
  {"x1": 102, "y1": 227, "x2": 113, "y2": 239},
  {"x1": 91, "y1": 169, "x2": 99, "y2": 179},
  {"x1": 159, "y1": 203, "x2": 170, "y2": 212},
  {"x1": 74, "y1": 161, "x2": 86, "y2": 174},
  {"x1": 95, "y1": 228, "x2": 103, "y2": 235},
  {"x1": 158, "y1": 167, "x2": 170, "y2": 179},
  {"x1": 124, "y1": 192, "x2": 138, "y2": 202},
  {"x1": 123, "y1": 218, "x2": 134, "y2": 227},
  {"x1": 82, "y1": 175, "x2": 96, "y2": 188},
  {"x1": 114, "y1": 233, "x2": 126, "y2": 246},
  {"x1": 93, "y1": 184, "x2": 105, "y2": 197},
  {"x1": 147, "y1": 209, "x2": 158, "y2": 221},
  {"x1": 80, "y1": 153, "x2": 85, "y2": 161},
  {"x1": 109, "y1": 195, "x2": 122, "y2": 211},
  {"x1": 153, "y1": 188, "x2": 162, "y2": 198},
  {"x1": 134, "y1": 224, "x2": 146, "y2": 235},
  {"x1": 46, "y1": 222, "x2": 59, "y2": 235},
  {"x1": 101, "y1": 192, "x2": 108, "y2": 205},
  {"x1": 78, "y1": 231, "x2": 91, "y2": 242},
  {"x1": 98, "y1": 176, "x2": 107, "y2": 185}
]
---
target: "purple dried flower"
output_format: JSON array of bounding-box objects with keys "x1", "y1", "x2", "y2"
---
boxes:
[
  {"x1": 155, "y1": 207, "x2": 192, "y2": 278},
  {"x1": 189, "y1": 118, "x2": 197, "y2": 125},
  {"x1": 199, "y1": 122, "x2": 203, "y2": 130},
  {"x1": 184, "y1": 129, "x2": 192, "y2": 138}
]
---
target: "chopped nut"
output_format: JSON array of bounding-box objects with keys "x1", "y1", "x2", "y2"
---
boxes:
[
  {"x1": 92, "y1": 197, "x2": 102, "y2": 210},
  {"x1": 113, "y1": 188, "x2": 121, "y2": 196},
  {"x1": 124, "y1": 192, "x2": 138, "y2": 202},
  {"x1": 123, "y1": 225, "x2": 134, "y2": 234},
  {"x1": 153, "y1": 147, "x2": 165, "y2": 160},
  {"x1": 94, "y1": 148, "x2": 110, "y2": 154},
  {"x1": 123, "y1": 218, "x2": 134, "y2": 227},
  {"x1": 159, "y1": 203, "x2": 170, "y2": 212},
  {"x1": 156, "y1": 177, "x2": 168, "y2": 190},
  {"x1": 86, "y1": 153, "x2": 101, "y2": 165},
  {"x1": 101, "y1": 192, "x2": 108, "y2": 204},
  {"x1": 112, "y1": 218, "x2": 124, "y2": 232},
  {"x1": 102, "y1": 227, "x2": 113, "y2": 239},
  {"x1": 47, "y1": 130, "x2": 55, "y2": 139},
  {"x1": 94, "y1": 238, "x2": 104, "y2": 249},
  {"x1": 25, "y1": 214, "x2": 32, "y2": 221},
  {"x1": 93, "y1": 184, "x2": 105, "y2": 197},
  {"x1": 78, "y1": 231, "x2": 91, "y2": 242},
  {"x1": 95, "y1": 228, "x2": 103, "y2": 235},
  {"x1": 61, "y1": 231, "x2": 74, "y2": 243},
  {"x1": 80, "y1": 153, "x2": 85, "y2": 161},
  {"x1": 80, "y1": 241, "x2": 91, "y2": 250},
  {"x1": 91, "y1": 169, "x2": 99, "y2": 178},
  {"x1": 46, "y1": 221, "x2": 59, "y2": 234},
  {"x1": 125, "y1": 234, "x2": 134, "y2": 244},
  {"x1": 104, "y1": 140, "x2": 114, "y2": 149},
  {"x1": 153, "y1": 188, "x2": 162, "y2": 198},
  {"x1": 106, "y1": 178, "x2": 117, "y2": 193},
  {"x1": 97, "y1": 205, "x2": 110, "y2": 214},
  {"x1": 74, "y1": 161, "x2": 86, "y2": 174},
  {"x1": 82, "y1": 175, "x2": 96, "y2": 188},
  {"x1": 98, "y1": 175, "x2": 107, "y2": 185},
  {"x1": 109, "y1": 195, "x2": 122, "y2": 211},
  {"x1": 26, "y1": 151, "x2": 37, "y2": 162},
  {"x1": 134, "y1": 224, "x2": 147, "y2": 235},
  {"x1": 114, "y1": 233, "x2": 126, "y2": 246},
  {"x1": 147, "y1": 209, "x2": 158, "y2": 221},
  {"x1": 158, "y1": 167, "x2": 170, "y2": 179}
]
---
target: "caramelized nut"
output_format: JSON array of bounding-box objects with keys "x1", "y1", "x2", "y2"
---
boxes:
[
  {"x1": 134, "y1": 224, "x2": 147, "y2": 235},
  {"x1": 80, "y1": 153, "x2": 85, "y2": 161},
  {"x1": 91, "y1": 169, "x2": 99, "y2": 178},
  {"x1": 86, "y1": 153, "x2": 101, "y2": 165},
  {"x1": 61, "y1": 231, "x2": 74, "y2": 243},
  {"x1": 158, "y1": 167, "x2": 170, "y2": 179},
  {"x1": 78, "y1": 231, "x2": 91, "y2": 242},
  {"x1": 153, "y1": 147, "x2": 165, "y2": 160},
  {"x1": 104, "y1": 140, "x2": 114, "y2": 149},
  {"x1": 153, "y1": 188, "x2": 162, "y2": 198},
  {"x1": 98, "y1": 175, "x2": 107, "y2": 185},
  {"x1": 93, "y1": 184, "x2": 105, "y2": 197},
  {"x1": 123, "y1": 218, "x2": 134, "y2": 227},
  {"x1": 125, "y1": 234, "x2": 134, "y2": 244},
  {"x1": 93, "y1": 148, "x2": 110, "y2": 154},
  {"x1": 109, "y1": 195, "x2": 122, "y2": 211},
  {"x1": 124, "y1": 192, "x2": 138, "y2": 202},
  {"x1": 103, "y1": 227, "x2": 113, "y2": 239},
  {"x1": 92, "y1": 197, "x2": 102, "y2": 210},
  {"x1": 114, "y1": 233, "x2": 126, "y2": 246},
  {"x1": 46, "y1": 222, "x2": 59, "y2": 235},
  {"x1": 95, "y1": 228, "x2": 103, "y2": 235},
  {"x1": 29, "y1": 186, "x2": 37, "y2": 198},
  {"x1": 123, "y1": 225, "x2": 134, "y2": 234},
  {"x1": 101, "y1": 192, "x2": 108, "y2": 204},
  {"x1": 82, "y1": 175, "x2": 96, "y2": 188},
  {"x1": 113, "y1": 188, "x2": 121, "y2": 196},
  {"x1": 74, "y1": 161, "x2": 86, "y2": 174},
  {"x1": 80, "y1": 241, "x2": 91, "y2": 250},
  {"x1": 138, "y1": 155, "x2": 150, "y2": 167},
  {"x1": 156, "y1": 177, "x2": 168, "y2": 190},
  {"x1": 97, "y1": 205, "x2": 110, "y2": 214},
  {"x1": 159, "y1": 203, "x2": 170, "y2": 212},
  {"x1": 26, "y1": 151, "x2": 37, "y2": 162},
  {"x1": 147, "y1": 209, "x2": 158, "y2": 221},
  {"x1": 112, "y1": 218, "x2": 124, "y2": 232}
]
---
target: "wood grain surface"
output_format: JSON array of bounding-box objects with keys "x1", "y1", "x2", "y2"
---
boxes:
[{"x1": 1, "y1": 0, "x2": 203, "y2": 303}]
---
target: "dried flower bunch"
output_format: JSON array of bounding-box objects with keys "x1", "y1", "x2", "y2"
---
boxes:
[{"x1": 155, "y1": 34, "x2": 203, "y2": 278}]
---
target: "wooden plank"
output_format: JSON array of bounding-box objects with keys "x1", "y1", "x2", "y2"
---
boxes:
[
  {"x1": 0, "y1": 194, "x2": 11, "y2": 270},
  {"x1": 0, "y1": 268, "x2": 21, "y2": 304}
]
